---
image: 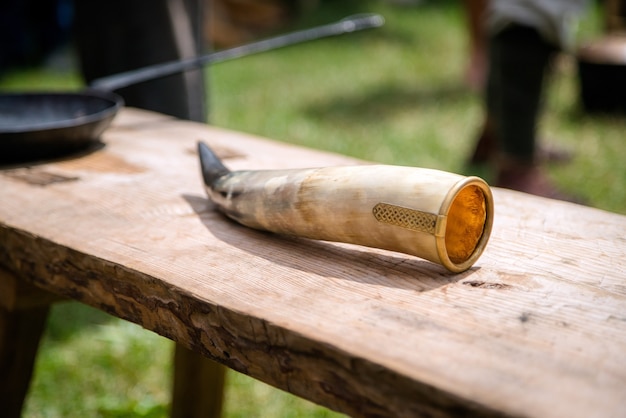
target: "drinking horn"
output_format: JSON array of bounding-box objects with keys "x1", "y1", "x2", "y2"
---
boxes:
[{"x1": 198, "y1": 142, "x2": 494, "y2": 273}]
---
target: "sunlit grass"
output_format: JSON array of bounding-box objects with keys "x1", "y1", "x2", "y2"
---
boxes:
[{"x1": 25, "y1": 302, "x2": 340, "y2": 418}]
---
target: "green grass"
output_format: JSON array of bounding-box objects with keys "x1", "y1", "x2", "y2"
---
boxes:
[
  {"x1": 24, "y1": 302, "x2": 339, "y2": 418},
  {"x1": 3, "y1": 1, "x2": 625, "y2": 417},
  {"x1": 25, "y1": 304, "x2": 171, "y2": 418}
]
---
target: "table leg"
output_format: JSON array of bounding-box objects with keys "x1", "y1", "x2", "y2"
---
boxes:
[
  {"x1": 0, "y1": 268, "x2": 59, "y2": 418},
  {"x1": 171, "y1": 343, "x2": 227, "y2": 418}
]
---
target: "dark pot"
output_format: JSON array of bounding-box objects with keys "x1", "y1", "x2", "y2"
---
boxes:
[{"x1": 577, "y1": 34, "x2": 626, "y2": 114}]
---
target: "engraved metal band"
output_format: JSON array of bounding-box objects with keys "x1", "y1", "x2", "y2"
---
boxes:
[{"x1": 372, "y1": 202, "x2": 438, "y2": 234}]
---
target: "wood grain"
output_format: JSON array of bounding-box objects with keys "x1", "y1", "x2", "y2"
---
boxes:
[{"x1": 1, "y1": 108, "x2": 625, "y2": 418}]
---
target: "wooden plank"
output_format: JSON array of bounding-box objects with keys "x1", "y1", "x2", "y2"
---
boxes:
[{"x1": 1, "y1": 108, "x2": 625, "y2": 417}]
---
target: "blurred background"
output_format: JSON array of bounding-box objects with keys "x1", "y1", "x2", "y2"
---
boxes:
[{"x1": 1, "y1": 0, "x2": 624, "y2": 416}]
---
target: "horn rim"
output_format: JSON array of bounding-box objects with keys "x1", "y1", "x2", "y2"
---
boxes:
[{"x1": 435, "y1": 177, "x2": 494, "y2": 273}]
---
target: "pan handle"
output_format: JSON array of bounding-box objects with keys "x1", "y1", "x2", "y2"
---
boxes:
[{"x1": 90, "y1": 13, "x2": 384, "y2": 92}]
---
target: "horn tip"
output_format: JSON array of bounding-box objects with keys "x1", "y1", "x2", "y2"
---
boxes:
[{"x1": 197, "y1": 141, "x2": 230, "y2": 186}]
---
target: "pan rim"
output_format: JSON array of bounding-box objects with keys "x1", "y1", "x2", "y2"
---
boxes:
[{"x1": 0, "y1": 90, "x2": 124, "y2": 134}]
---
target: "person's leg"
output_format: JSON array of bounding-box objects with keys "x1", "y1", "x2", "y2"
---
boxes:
[
  {"x1": 487, "y1": 25, "x2": 554, "y2": 162},
  {"x1": 486, "y1": 24, "x2": 581, "y2": 200}
]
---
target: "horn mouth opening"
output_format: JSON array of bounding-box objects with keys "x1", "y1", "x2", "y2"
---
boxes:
[{"x1": 437, "y1": 178, "x2": 494, "y2": 273}]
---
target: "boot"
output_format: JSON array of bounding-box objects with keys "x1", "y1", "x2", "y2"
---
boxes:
[
  {"x1": 468, "y1": 116, "x2": 572, "y2": 166},
  {"x1": 468, "y1": 116, "x2": 497, "y2": 165},
  {"x1": 495, "y1": 155, "x2": 584, "y2": 203}
]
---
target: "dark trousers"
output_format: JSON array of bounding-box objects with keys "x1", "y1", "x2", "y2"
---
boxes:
[
  {"x1": 74, "y1": 0, "x2": 207, "y2": 122},
  {"x1": 486, "y1": 25, "x2": 556, "y2": 161}
]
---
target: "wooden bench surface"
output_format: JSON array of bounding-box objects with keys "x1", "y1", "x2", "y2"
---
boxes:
[{"x1": 1, "y1": 108, "x2": 625, "y2": 418}]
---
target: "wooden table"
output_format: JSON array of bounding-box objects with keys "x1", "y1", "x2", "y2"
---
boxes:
[{"x1": 1, "y1": 108, "x2": 625, "y2": 418}]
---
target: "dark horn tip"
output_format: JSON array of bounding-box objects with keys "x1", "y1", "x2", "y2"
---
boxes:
[{"x1": 198, "y1": 141, "x2": 231, "y2": 186}]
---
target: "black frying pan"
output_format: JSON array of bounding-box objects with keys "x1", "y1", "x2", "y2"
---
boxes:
[{"x1": 0, "y1": 13, "x2": 383, "y2": 163}]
